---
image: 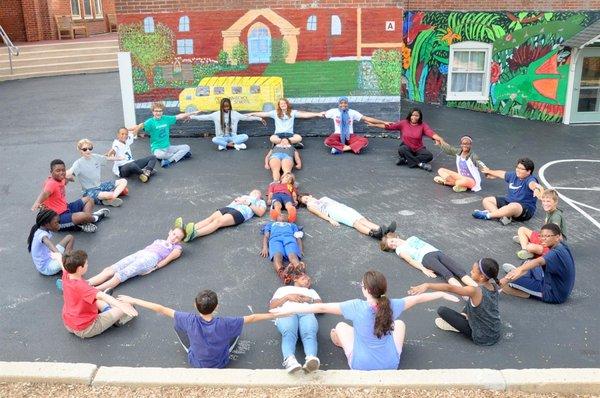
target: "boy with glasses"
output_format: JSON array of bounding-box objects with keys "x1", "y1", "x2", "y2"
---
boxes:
[{"x1": 500, "y1": 223, "x2": 575, "y2": 304}]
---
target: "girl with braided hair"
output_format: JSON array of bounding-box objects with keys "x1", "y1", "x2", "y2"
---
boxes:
[
  {"x1": 27, "y1": 209, "x2": 74, "y2": 275},
  {"x1": 269, "y1": 264, "x2": 321, "y2": 373},
  {"x1": 270, "y1": 270, "x2": 458, "y2": 370}
]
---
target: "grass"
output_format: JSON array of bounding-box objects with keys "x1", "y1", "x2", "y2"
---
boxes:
[{"x1": 263, "y1": 61, "x2": 359, "y2": 97}]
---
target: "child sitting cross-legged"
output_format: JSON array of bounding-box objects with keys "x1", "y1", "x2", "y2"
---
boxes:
[
  {"x1": 60, "y1": 250, "x2": 137, "y2": 338},
  {"x1": 27, "y1": 209, "x2": 74, "y2": 276},
  {"x1": 267, "y1": 172, "x2": 298, "y2": 222},
  {"x1": 87, "y1": 227, "x2": 185, "y2": 292}
]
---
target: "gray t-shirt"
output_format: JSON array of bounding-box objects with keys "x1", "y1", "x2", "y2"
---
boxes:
[
  {"x1": 464, "y1": 285, "x2": 501, "y2": 346},
  {"x1": 70, "y1": 153, "x2": 107, "y2": 190}
]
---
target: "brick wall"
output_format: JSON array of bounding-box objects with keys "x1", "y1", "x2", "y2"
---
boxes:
[{"x1": 0, "y1": 0, "x2": 27, "y2": 42}]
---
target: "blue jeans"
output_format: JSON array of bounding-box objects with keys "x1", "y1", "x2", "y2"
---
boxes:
[
  {"x1": 212, "y1": 134, "x2": 249, "y2": 147},
  {"x1": 275, "y1": 313, "x2": 318, "y2": 359}
]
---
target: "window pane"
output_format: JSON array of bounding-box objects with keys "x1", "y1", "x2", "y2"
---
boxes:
[
  {"x1": 94, "y1": 0, "x2": 103, "y2": 16},
  {"x1": 250, "y1": 85, "x2": 261, "y2": 94},
  {"x1": 83, "y1": 0, "x2": 92, "y2": 17},
  {"x1": 71, "y1": 0, "x2": 80, "y2": 16},
  {"x1": 466, "y1": 73, "x2": 484, "y2": 92},
  {"x1": 307, "y1": 15, "x2": 317, "y2": 31},
  {"x1": 453, "y1": 51, "x2": 469, "y2": 71},
  {"x1": 580, "y1": 57, "x2": 600, "y2": 87},
  {"x1": 144, "y1": 17, "x2": 154, "y2": 33},
  {"x1": 578, "y1": 88, "x2": 599, "y2": 112},
  {"x1": 214, "y1": 87, "x2": 224, "y2": 95},
  {"x1": 331, "y1": 15, "x2": 341, "y2": 36},
  {"x1": 451, "y1": 73, "x2": 468, "y2": 92},
  {"x1": 179, "y1": 16, "x2": 189, "y2": 32},
  {"x1": 196, "y1": 86, "x2": 209, "y2": 96},
  {"x1": 469, "y1": 51, "x2": 485, "y2": 71},
  {"x1": 232, "y1": 86, "x2": 242, "y2": 94}
]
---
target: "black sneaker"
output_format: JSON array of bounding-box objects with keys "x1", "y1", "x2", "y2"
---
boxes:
[
  {"x1": 293, "y1": 142, "x2": 304, "y2": 149},
  {"x1": 418, "y1": 162, "x2": 432, "y2": 172},
  {"x1": 396, "y1": 158, "x2": 407, "y2": 166},
  {"x1": 369, "y1": 226, "x2": 384, "y2": 239},
  {"x1": 385, "y1": 221, "x2": 397, "y2": 234}
]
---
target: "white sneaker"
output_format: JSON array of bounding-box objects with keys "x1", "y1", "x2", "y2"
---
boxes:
[
  {"x1": 435, "y1": 317, "x2": 459, "y2": 332},
  {"x1": 303, "y1": 356, "x2": 320, "y2": 373},
  {"x1": 79, "y1": 223, "x2": 97, "y2": 233},
  {"x1": 234, "y1": 143, "x2": 247, "y2": 150},
  {"x1": 512, "y1": 235, "x2": 520, "y2": 244},
  {"x1": 502, "y1": 263, "x2": 517, "y2": 274},
  {"x1": 217, "y1": 145, "x2": 226, "y2": 151},
  {"x1": 282, "y1": 355, "x2": 302, "y2": 373},
  {"x1": 499, "y1": 216, "x2": 512, "y2": 226}
]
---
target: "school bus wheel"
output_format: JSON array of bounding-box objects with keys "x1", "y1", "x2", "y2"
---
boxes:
[{"x1": 262, "y1": 102, "x2": 275, "y2": 112}]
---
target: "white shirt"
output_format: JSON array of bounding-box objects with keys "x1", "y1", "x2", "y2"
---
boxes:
[
  {"x1": 271, "y1": 286, "x2": 321, "y2": 310},
  {"x1": 267, "y1": 109, "x2": 298, "y2": 134},
  {"x1": 325, "y1": 108, "x2": 363, "y2": 135},
  {"x1": 111, "y1": 133, "x2": 135, "y2": 176}
]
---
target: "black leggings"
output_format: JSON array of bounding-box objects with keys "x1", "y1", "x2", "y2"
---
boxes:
[
  {"x1": 438, "y1": 306, "x2": 472, "y2": 340},
  {"x1": 118, "y1": 156, "x2": 157, "y2": 178},
  {"x1": 422, "y1": 251, "x2": 467, "y2": 281},
  {"x1": 398, "y1": 143, "x2": 433, "y2": 168}
]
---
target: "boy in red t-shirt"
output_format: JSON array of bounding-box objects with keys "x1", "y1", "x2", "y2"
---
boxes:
[
  {"x1": 31, "y1": 159, "x2": 108, "y2": 233},
  {"x1": 60, "y1": 250, "x2": 137, "y2": 338}
]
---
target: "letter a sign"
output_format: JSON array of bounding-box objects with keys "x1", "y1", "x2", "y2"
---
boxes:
[{"x1": 386, "y1": 21, "x2": 395, "y2": 31}]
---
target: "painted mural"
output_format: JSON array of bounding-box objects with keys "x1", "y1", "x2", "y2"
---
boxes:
[
  {"x1": 402, "y1": 11, "x2": 600, "y2": 122},
  {"x1": 117, "y1": 8, "x2": 405, "y2": 105}
]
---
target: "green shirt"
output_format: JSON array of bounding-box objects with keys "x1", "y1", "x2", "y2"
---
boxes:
[
  {"x1": 144, "y1": 115, "x2": 177, "y2": 152},
  {"x1": 546, "y1": 208, "x2": 567, "y2": 240}
]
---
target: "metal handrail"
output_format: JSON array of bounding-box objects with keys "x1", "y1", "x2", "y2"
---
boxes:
[{"x1": 0, "y1": 25, "x2": 20, "y2": 74}]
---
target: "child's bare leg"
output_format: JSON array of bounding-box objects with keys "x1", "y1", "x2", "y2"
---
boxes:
[
  {"x1": 112, "y1": 179, "x2": 128, "y2": 197},
  {"x1": 482, "y1": 196, "x2": 499, "y2": 212},
  {"x1": 289, "y1": 134, "x2": 302, "y2": 144},
  {"x1": 281, "y1": 159, "x2": 294, "y2": 174},
  {"x1": 489, "y1": 202, "x2": 522, "y2": 219},
  {"x1": 437, "y1": 168, "x2": 457, "y2": 186},
  {"x1": 270, "y1": 135, "x2": 282, "y2": 145},
  {"x1": 454, "y1": 176, "x2": 475, "y2": 189},
  {"x1": 196, "y1": 214, "x2": 236, "y2": 237},
  {"x1": 72, "y1": 197, "x2": 96, "y2": 225},
  {"x1": 59, "y1": 234, "x2": 75, "y2": 253},
  {"x1": 517, "y1": 226, "x2": 532, "y2": 249},
  {"x1": 461, "y1": 275, "x2": 478, "y2": 287},
  {"x1": 95, "y1": 275, "x2": 122, "y2": 292},
  {"x1": 500, "y1": 283, "x2": 531, "y2": 299},
  {"x1": 269, "y1": 159, "x2": 282, "y2": 181},
  {"x1": 288, "y1": 253, "x2": 301, "y2": 266},
  {"x1": 284, "y1": 202, "x2": 297, "y2": 221},
  {"x1": 272, "y1": 254, "x2": 285, "y2": 275},
  {"x1": 194, "y1": 211, "x2": 221, "y2": 230},
  {"x1": 87, "y1": 267, "x2": 116, "y2": 286},
  {"x1": 448, "y1": 277, "x2": 462, "y2": 287},
  {"x1": 331, "y1": 322, "x2": 354, "y2": 352},
  {"x1": 96, "y1": 299, "x2": 109, "y2": 311},
  {"x1": 526, "y1": 243, "x2": 544, "y2": 255},
  {"x1": 353, "y1": 218, "x2": 380, "y2": 235}
]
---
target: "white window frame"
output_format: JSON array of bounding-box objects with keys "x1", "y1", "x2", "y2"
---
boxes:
[
  {"x1": 94, "y1": 0, "x2": 103, "y2": 19},
  {"x1": 82, "y1": 0, "x2": 93, "y2": 20},
  {"x1": 331, "y1": 15, "x2": 341, "y2": 36},
  {"x1": 306, "y1": 15, "x2": 317, "y2": 31},
  {"x1": 70, "y1": 0, "x2": 81, "y2": 19},
  {"x1": 177, "y1": 39, "x2": 194, "y2": 55},
  {"x1": 143, "y1": 17, "x2": 155, "y2": 33},
  {"x1": 447, "y1": 41, "x2": 492, "y2": 101},
  {"x1": 179, "y1": 16, "x2": 190, "y2": 32}
]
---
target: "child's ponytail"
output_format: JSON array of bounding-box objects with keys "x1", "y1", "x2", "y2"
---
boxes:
[{"x1": 27, "y1": 209, "x2": 58, "y2": 253}]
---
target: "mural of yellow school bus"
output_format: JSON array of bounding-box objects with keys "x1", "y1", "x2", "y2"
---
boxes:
[{"x1": 179, "y1": 76, "x2": 284, "y2": 113}]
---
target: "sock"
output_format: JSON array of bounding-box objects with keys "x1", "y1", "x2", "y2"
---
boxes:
[
  {"x1": 93, "y1": 215, "x2": 99, "y2": 222},
  {"x1": 288, "y1": 207, "x2": 297, "y2": 222}
]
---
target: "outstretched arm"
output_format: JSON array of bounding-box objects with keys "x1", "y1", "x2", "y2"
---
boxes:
[
  {"x1": 176, "y1": 110, "x2": 201, "y2": 121},
  {"x1": 361, "y1": 115, "x2": 388, "y2": 125},
  {"x1": 481, "y1": 167, "x2": 506, "y2": 179},
  {"x1": 503, "y1": 257, "x2": 546, "y2": 284},
  {"x1": 307, "y1": 204, "x2": 339, "y2": 227},
  {"x1": 403, "y1": 291, "x2": 459, "y2": 311},
  {"x1": 118, "y1": 295, "x2": 175, "y2": 318},
  {"x1": 294, "y1": 150, "x2": 302, "y2": 169},
  {"x1": 264, "y1": 150, "x2": 272, "y2": 169},
  {"x1": 97, "y1": 292, "x2": 138, "y2": 316},
  {"x1": 409, "y1": 282, "x2": 480, "y2": 303},
  {"x1": 243, "y1": 312, "x2": 275, "y2": 324},
  {"x1": 156, "y1": 248, "x2": 182, "y2": 269},
  {"x1": 31, "y1": 189, "x2": 51, "y2": 211},
  {"x1": 270, "y1": 302, "x2": 342, "y2": 317},
  {"x1": 399, "y1": 252, "x2": 437, "y2": 278},
  {"x1": 296, "y1": 110, "x2": 325, "y2": 119},
  {"x1": 247, "y1": 111, "x2": 272, "y2": 118}
]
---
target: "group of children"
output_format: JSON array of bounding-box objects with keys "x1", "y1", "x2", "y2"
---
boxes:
[{"x1": 26, "y1": 97, "x2": 576, "y2": 372}]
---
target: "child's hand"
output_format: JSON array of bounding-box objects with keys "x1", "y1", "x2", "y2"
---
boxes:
[
  {"x1": 422, "y1": 268, "x2": 437, "y2": 278},
  {"x1": 31, "y1": 203, "x2": 41, "y2": 211},
  {"x1": 117, "y1": 295, "x2": 134, "y2": 304},
  {"x1": 408, "y1": 283, "x2": 428, "y2": 295},
  {"x1": 260, "y1": 118, "x2": 267, "y2": 126},
  {"x1": 260, "y1": 247, "x2": 268, "y2": 258},
  {"x1": 122, "y1": 303, "x2": 138, "y2": 317}
]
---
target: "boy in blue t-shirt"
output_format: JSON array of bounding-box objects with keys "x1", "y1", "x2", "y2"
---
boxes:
[
  {"x1": 473, "y1": 157, "x2": 543, "y2": 225},
  {"x1": 260, "y1": 214, "x2": 304, "y2": 276},
  {"x1": 500, "y1": 223, "x2": 575, "y2": 304},
  {"x1": 118, "y1": 290, "x2": 275, "y2": 368}
]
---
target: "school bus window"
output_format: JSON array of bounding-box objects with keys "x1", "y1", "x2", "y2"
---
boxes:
[
  {"x1": 196, "y1": 86, "x2": 209, "y2": 96},
  {"x1": 250, "y1": 85, "x2": 261, "y2": 94},
  {"x1": 232, "y1": 86, "x2": 242, "y2": 94},
  {"x1": 214, "y1": 86, "x2": 225, "y2": 95}
]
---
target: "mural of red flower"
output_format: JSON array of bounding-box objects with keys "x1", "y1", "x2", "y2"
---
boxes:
[
  {"x1": 508, "y1": 44, "x2": 552, "y2": 71},
  {"x1": 490, "y1": 62, "x2": 501, "y2": 83}
]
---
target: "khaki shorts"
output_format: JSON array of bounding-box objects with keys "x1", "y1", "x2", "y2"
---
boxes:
[{"x1": 66, "y1": 308, "x2": 123, "y2": 338}]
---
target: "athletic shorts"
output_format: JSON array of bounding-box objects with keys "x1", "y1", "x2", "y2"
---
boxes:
[
  {"x1": 508, "y1": 266, "x2": 544, "y2": 300},
  {"x1": 268, "y1": 235, "x2": 301, "y2": 261},
  {"x1": 271, "y1": 192, "x2": 294, "y2": 206},
  {"x1": 495, "y1": 196, "x2": 534, "y2": 221},
  {"x1": 529, "y1": 231, "x2": 550, "y2": 256},
  {"x1": 275, "y1": 132, "x2": 294, "y2": 139},
  {"x1": 218, "y1": 207, "x2": 245, "y2": 225},
  {"x1": 58, "y1": 199, "x2": 86, "y2": 230},
  {"x1": 37, "y1": 244, "x2": 65, "y2": 276},
  {"x1": 326, "y1": 203, "x2": 363, "y2": 227},
  {"x1": 270, "y1": 152, "x2": 293, "y2": 161},
  {"x1": 83, "y1": 181, "x2": 117, "y2": 204}
]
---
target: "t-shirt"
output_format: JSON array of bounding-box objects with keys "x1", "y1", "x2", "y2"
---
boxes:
[
  {"x1": 458, "y1": 158, "x2": 474, "y2": 180},
  {"x1": 267, "y1": 109, "x2": 298, "y2": 134},
  {"x1": 62, "y1": 273, "x2": 99, "y2": 331},
  {"x1": 268, "y1": 182, "x2": 294, "y2": 195},
  {"x1": 395, "y1": 236, "x2": 438, "y2": 263},
  {"x1": 546, "y1": 209, "x2": 567, "y2": 240},
  {"x1": 70, "y1": 154, "x2": 107, "y2": 190},
  {"x1": 271, "y1": 286, "x2": 321, "y2": 310},
  {"x1": 504, "y1": 171, "x2": 539, "y2": 214},
  {"x1": 144, "y1": 115, "x2": 177, "y2": 152},
  {"x1": 312, "y1": 196, "x2": 338, "y2": 215},
  {"x1": 384, "y1": 120, "x2": 435, "y2": 152},
  {"x1": 226, "y1": 196, "x2": 266, "y2": 221},
  {"x1": 264, "y1": 222, "x2": 299, "y2": 239},
  {"x1": 31, "y1": 229, "x2": 53, "y2": 273},
  {"x1": 42, "y1": 177, "x2": 67, "y2": 214},
  {"x1": 143, "y1": 239, "x2": 182, "y2": 262},
  {"x1": 541, "y1": 242, "x2": 575, "y2": 304},
  {"x1": 112, "y1": 134, "x2": 135, "y2": 176},
  {"x1": 340, "y1": 298, "x2": 406, "y2": 370},
  {"x1": 174, "y1": 311, "x2": 244, "y2": 368},
  {"x1": 325, "y1": 108, "x2": 364, "y2": 135}
]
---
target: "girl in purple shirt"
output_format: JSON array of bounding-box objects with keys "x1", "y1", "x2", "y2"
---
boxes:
[{"x1": 87, "y1": 227, "x2": 185, "y2": 291}]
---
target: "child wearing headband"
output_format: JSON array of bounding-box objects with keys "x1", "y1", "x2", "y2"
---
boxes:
[
  {"x1": 434, "y1": 135, "x2": 488, "y2": 192},
  {"x1": 408, "y1": 258, "x2": 502, "y2": 346}
]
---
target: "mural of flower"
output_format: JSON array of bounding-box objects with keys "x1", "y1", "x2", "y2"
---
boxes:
[
  {"x1": 400, "y1": 43, "x2": 412, "y2": 69},
  {"x1": 441, "y1": 27, "x2": 461, "y2": 45},
  {"x1": 490, "y1": 62, "x2": 501, "y2": 83},
  {"x1": 438, "y1": 64, "x2": 448, "y2": 75},
  {"x1": 406, "y1": 12, "x2": 432, "y2": 45}
]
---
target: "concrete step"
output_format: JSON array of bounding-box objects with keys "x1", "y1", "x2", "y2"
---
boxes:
[
  {"x1": 0, "y1": 66, "x2": 117, "y2": 81},
  {"x1": 0, "y1": 52, "x2": 117, "y2": 67},
  {"x1": 0, "y1": 59, "x2": 117, "y2": 76},
  {"x1": 0, "y1": 46, "x2": 118, "y2": 61},
  {"x1": 14, "y1": 39, "x2": 118, "y2": 53}
]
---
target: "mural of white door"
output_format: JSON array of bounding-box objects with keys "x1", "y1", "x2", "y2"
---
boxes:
[
  {"x1": 570, "y1": 47, "x2": 600, "y2": 123},
  {"x1": 248, "y1": 25, "x2": 271, "y2": 64}
]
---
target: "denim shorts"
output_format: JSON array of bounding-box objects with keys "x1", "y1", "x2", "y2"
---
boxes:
[
  {"x1": 83, "y1": 181, "x2": 117, "y2": 204},
  {"x1": 275, "y1": 132, "x2": 294, "y2": 139},
  {"x1": 270, "y1": 152, "x2": 293, "y2": 161},
  {"x1": 59, "y1": 199, "x2": 86, "y2": 229}
]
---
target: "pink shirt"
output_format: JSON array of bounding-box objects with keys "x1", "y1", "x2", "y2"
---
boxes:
[
  {"x1": 42, "y1": 177, "x2": 67, "y2": 214},
  {"x1": 385, "y1": 120, "x2": 435, "y2": 152},
  {"x1": 62, "y1": 273, "x2": 99, "y2": 331}
]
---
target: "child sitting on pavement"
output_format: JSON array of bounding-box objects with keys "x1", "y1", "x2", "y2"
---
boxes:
[
  {"x1": 108, "y1": 128, "x2": 157, "y2": 183},
  {"x1": 31, "y1": 159, "x2": 108, "y2": 233},
  {"x1": 433, "y1": 135, "x2": 488, "y2": 192},
  {"x1": 117, "y1": 290, "x2": 275, "y2": 368},
  {"x1": 67, "y1": 139, "x2": 128, "y2": 207},
  {"x1": 27, "y1": 209, "x2": 74, "y2": 275},
  {"x1": 513, "y1": 189, "x2": 567, "y2": 260},
  {"x1": 87, "y1": 227, "x2": 185, "y2": 292},
  {"x1": 267, "y1": 172, "x2": 298, "y2": 222},
  {"x1": 59, "y1": 250, "x2": 137, "y2": 338}
]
